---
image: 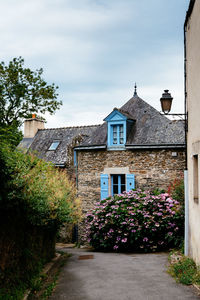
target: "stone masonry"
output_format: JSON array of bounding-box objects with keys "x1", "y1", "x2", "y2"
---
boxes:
[{"x1": 77, "y1": 149, "x2": 185, "y2": 215}]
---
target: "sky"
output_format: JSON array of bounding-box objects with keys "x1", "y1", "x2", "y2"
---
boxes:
[{"x1": 0, "y1": 0, "x2": 190, "y2": 128}]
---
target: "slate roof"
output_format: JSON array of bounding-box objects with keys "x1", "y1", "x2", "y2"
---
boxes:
[
  {"x1": 19, "y1": 138, "x2": 34, "y2": 149},
  {"x1": 77, "y1": 94, "x2": 185, "y2": 149},
  {"x1": 21, "y1": 125, "x2": 100, "y2": 166}
]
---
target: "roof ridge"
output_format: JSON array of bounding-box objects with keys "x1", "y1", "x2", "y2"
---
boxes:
[{"x1": 38, "y1": 124, "x2": 102, "y2": 131}]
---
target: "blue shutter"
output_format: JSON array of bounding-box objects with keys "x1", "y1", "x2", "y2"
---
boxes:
[
  {"x1": 126, "y1": 174, "x2": 135, "y2": 192},
  {"x1": 100, "y1": 174, "x2": 109, "y2": 200}
]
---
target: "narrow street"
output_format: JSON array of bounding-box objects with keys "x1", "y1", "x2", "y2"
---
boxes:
[{"x1": 50, "y1": 247, "x2": 200, "y2": 300}]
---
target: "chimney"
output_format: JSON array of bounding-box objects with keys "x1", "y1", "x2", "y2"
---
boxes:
[{"x1": 24, "y1": 114, "x2": 44, "y2": 138}]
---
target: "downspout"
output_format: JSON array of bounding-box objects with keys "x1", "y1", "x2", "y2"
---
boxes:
[
  {"x1": 184, "y1": 20, "x2": 189, "y2": 256},
  {"x1": 184, "y1": 19, "x2": 188, "y2": 170},
  {"x1": 74, "y1": 149, "x2": 78, "y2": 189},
  {"x1": 73, "y1": 149, "x2": 79, "y2": 243}
]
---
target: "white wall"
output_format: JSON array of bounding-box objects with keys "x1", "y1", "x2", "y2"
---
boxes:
[{"x1": 186, "y1": 0, "x2": 200, "y2": 264}]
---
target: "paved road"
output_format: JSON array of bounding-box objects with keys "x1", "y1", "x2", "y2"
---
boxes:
[{"x1": 50, "y1": 247, "x2": 200, "y2": 300}]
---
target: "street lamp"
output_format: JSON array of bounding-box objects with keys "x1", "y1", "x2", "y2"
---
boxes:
[
  {"x1": 160, "y1": 89, "x2": 188, "y2": 256},
  {"x1": 160, "y1": 89, "x2": 186, "y2": 117},
  {"x1": 160, "y1": 89, "x2": 187, "y2": 165},
  {"x1": 160, "y1": 89, "x2": 173, "y2": 114}
]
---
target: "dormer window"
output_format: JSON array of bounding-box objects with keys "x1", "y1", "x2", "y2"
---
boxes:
[
  {"x1": 48, "y1": 141, "x2": 60, "y2": 150},
  {"x1": 104, "y1": 108, "x2": 134, "y2": 150},
  {"x1": 111, "y1": 124, "x2": 124, "y2": 145}
]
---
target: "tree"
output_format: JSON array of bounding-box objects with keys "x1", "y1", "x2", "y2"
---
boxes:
[
  {"x1": 0, "y1": 125, "x2": 22, "y2": 148},
  {"x1": 0, "y1": 57, "x2": 62, "y2": 128}
]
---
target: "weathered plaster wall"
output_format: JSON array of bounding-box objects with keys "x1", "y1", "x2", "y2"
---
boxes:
[
  {"x1": 186, "y1": 0, "x2": 200, "y2": 265},
  {"x1": 77, "y1": 149, "x2": 185, "y2": 215}
]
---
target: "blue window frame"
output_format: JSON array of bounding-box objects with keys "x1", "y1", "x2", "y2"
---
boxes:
[
  {"x1": 104, "y1": 110, "x2": 127, "y2": 149},
  {"x1": 111, "y1": 125, "x2": 124, "y2": 145},
  {"x1": 100, "y1": 173, "x2": 135, "y2": 199},
  {"x1": 111, "y1": 174, "x2": 126, "y2": 195}
]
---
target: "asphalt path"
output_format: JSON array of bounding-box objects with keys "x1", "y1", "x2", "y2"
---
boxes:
[{"x1": 50, "y1": 247, "x2": 200, "y2": 300}]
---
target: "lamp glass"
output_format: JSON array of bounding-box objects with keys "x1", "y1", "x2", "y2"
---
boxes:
[{"x1": 160, "y1": 98, "x2": 173, "y2": 114}]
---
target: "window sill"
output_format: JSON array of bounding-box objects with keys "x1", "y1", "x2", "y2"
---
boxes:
[{"x1": 107, "y1": 146, "x2": 126, "y2": 151}]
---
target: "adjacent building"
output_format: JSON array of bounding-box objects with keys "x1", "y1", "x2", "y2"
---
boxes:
[
  {"x1": 19, "y1": 116, "x2": 99, "y2": 179},
  {"x1": 185, "y1": 0, "x2": 200, "y2": 264}
]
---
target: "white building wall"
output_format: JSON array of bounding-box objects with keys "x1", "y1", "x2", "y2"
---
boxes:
[{"x1": 186, "y1": 0, "x2": 200, "y2": 264}]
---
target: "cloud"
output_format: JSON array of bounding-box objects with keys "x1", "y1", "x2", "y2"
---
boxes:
[{"x1": 0, "y1": 0, "x2": 189, "y2": 128}]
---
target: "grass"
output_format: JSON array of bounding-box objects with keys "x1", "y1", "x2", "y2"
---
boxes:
[
  {"x1": 168, "y1": 251, "x2": 200, "y2": 286},
  {"x1": 0, "y1": 286, "x2": 26, "y2": 300},
  {"x1": 0, "y1": 252, "x2": 70, "y2": 300},
  {"x1": 0, "y1": 262, "x2": 44, "y2": 300},
  {"x1": 40, "y1": 275, "x2": 58, "y2": 299},
  {"x1": 28, "y1": 252, "x2": 70, "y2": 299}
]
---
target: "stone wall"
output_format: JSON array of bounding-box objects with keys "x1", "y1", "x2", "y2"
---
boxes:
[{"x1": 77, "y1": 148, "x2": 185, "y2": 215}]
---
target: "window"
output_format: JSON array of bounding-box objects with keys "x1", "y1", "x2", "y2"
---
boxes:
[
  {"x1": 111, "y1": 174, "x2": 125, "y2": 195},
  {"x1": 193, "y1": 154, "x2": 199, "y2": 202},
  {"x1": 104, "y1": 109, "x2": 127, "y2": 149},
  {"x1": 111, "y1": 125, "x2": 124, "y2": 145},
  {"x1": 100, "y1": 173, "x2": 135, "y2": 200},
  {"x1": 48, "y1": 141, "x2": 60, "y2": 150}
]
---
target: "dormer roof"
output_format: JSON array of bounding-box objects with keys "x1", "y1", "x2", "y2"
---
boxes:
[{"x1": 103, "y1": 108, "x2": 135, "y2": 122}]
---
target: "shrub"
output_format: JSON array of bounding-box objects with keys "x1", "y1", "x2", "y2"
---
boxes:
[
  {"x1": 84, "y1": 189, "x2": 184, "y2": 252},
  {"x1": 168, "y1": 177, "x2": 184, "y2": 205},
  {"x1": 0, "y1": 144, "x2": 81, "y2": 229},
  {"x1": 168, "y1": 256, "x2": 197, "y2": 285},
  {"x1": 0, "y1": 142, "x2": 81, "y2": 294}
]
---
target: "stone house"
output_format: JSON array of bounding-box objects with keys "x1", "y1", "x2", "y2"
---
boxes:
[
  {"x1": 20, "y1": 88, "x2": 185, "y2": 239},
  {"x1": 74, "y1": 89, "x2": 185, "y2": 215},
  {"x1": 185, "y1": 0, "x2": 200, "y2": 265}
]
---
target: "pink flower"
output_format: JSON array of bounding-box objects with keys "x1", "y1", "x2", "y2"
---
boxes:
[
  {"x1": 157, "y1": 212, "x2": 163, "y2": 216},
  {"x1": 143, "y1": 237, "x2": 148, "y2": 242},
  {"x1": 167, "y1": 198, "x2": 173, "y2": 203},
  {"x1": 113, "y1": 245, "x2": 119, "y2": 250},
  {"x1": 121, "y1": 238, "x2": 127, "y2": 243}
]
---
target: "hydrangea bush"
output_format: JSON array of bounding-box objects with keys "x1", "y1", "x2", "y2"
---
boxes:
[{"x1": 84, "y1": 189, "x2": 184, "y2": 252}]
